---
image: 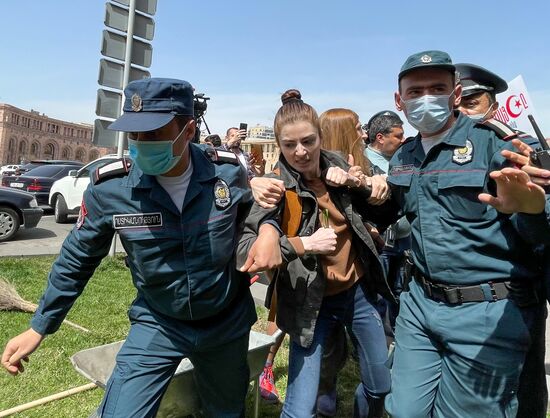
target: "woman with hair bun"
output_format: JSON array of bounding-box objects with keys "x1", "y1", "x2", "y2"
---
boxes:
[{"x1": 238, "y1": 89, "x2": 399, "y2": 418}]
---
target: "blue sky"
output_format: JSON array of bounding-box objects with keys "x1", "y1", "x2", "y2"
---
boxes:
[{"x1": 2, "y1": 0, "x2": 550, "y2": 138}]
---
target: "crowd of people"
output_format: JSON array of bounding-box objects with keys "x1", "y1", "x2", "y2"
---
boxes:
[{"x1": 2, "y1": 50, "x2": 550, "y2": 418}]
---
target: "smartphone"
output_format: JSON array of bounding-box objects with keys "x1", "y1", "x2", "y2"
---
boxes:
[{"x1": 239, "y1": 123, "x2": 248, "y2": 139}]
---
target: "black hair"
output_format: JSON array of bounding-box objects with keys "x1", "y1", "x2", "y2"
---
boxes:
[
  {"x1": 367, "y1": 113, "x2": 403, "y2": 143},
  {"x1": 205, "y1": 134, "x2": 222, "y2": 147}
]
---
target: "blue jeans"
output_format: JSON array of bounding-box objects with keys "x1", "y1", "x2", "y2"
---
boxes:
[{"x1": 281, "y1": 280, "x2": 390, "y2": 418}]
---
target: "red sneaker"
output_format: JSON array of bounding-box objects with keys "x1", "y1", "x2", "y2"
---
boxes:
[{"x1": 259, "y1": 365, "x2": 280, "y2": 403}]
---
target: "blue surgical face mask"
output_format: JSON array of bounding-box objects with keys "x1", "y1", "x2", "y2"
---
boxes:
[
  {"x1": 128, "y1": 124, "x2": 188, "y2": 175},
  {"x1": 402, "y1": 93, "x2": 453, "y2": 134},
  {"x1": 466, "y1": 103, "x2": 495, "y2": 122}
]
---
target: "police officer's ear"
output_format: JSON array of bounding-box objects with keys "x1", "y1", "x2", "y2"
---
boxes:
[
  {"x1": 375, "y1": 132, "x2": 385, "y2": 145},
  {"x1": 452, "y1": 83, "x2": 462, "y2": 107},
  {"x1": 489, "y1": 101, "x2": 499, "y2": 119},
  {"x1": 183, "y1": 119, "x2": 196, "y2": 141},
  {"x1": 394, "y1": 92, "x2": 403, "y2": 111}
]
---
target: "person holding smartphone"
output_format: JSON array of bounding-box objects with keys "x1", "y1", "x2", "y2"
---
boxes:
[{"x1": 224, "y1": 125, "x2": 265, "y2": 178}]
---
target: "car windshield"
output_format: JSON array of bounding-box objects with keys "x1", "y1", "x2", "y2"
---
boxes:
[
  {"x1": 23, "y1": 165, "x2": 78, "y2": 177},
  {"x1": 20, "y1": 164, "x2": 39, "y2": 171}
]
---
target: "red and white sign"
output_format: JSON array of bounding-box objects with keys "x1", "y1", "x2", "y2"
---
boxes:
[{"x1": 494, "y1": 75, "x2": 537, "y2": 135}]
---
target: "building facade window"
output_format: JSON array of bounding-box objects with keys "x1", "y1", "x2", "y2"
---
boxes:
[
  {"x1": 18, "y1": 140, "x2": 28, "y2": 162},
  {"x1": 75, "y1": 148, "x2": 86, "y2": 162},
  {"x1": 88, "y1": 149, "x2": 100, "y2": 161},
  {"x1": 8, "y1": 137, "x2": 18, "y2": 163},
  {"x1": 44, "y1": 143, "x2": 56, "y2": 160},
  {"x1": 31, "y1": 142, "x2": 40, "y2": 158},
  {"x1": 61, "y1": 146, "x2": 72, "y2": 160}
]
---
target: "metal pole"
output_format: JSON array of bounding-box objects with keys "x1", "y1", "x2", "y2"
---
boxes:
[
  {"x1": 116, "y1": 0, "x2": 136, "y2": 158},
  {"x1": 110, "y1": 0, "x2": 136, "y2": 257}
]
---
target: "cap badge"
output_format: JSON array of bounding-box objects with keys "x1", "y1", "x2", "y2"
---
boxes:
[
  {"x1": 131, "y1": 94, "x2": 143, "y2": 112},
  {"x1": 420, "y1": 54, "x2": 432, "y2": 63},
  {"x1": 214, "y1": 179, "x2": 231, "y2": 209},
  {"x1": 452, "y1": 140, "x2": 474, "y2": 165}
]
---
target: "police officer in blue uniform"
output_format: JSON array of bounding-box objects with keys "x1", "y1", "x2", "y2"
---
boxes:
[
  {"x1": 455, "y1": 62, "x2": 508, "y2": 122},
  {"x1": 384, "y1": 51, "x2": 550, "y2": 418},
  {"x1": 1, "y1": 78, "x2": 264, "y2": 418},
  {"x1": 456, "y1": 62, "x2": 549, "y2": 418}
]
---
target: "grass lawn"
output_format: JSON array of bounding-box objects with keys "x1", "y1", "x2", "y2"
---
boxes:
[
  {"x1": 0, "y1": 255, "x2": 364, "y2": 417},
  {"x1": 5, "y1": 256, "x2": 542, "y2": 417}
]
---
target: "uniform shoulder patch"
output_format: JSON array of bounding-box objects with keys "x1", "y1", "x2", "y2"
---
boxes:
[
  {"x1": 478, "y1": 118, "x2": 519, "y2": 141},
  {"x1": 204, "y1": 148, "x2": 240, "y2": 165},
  {"x1": 93, "y1": 158, "x2": 132, "y2": 185}
]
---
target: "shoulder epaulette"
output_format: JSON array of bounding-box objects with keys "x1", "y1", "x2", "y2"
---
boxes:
[
  {"x1": 478, "y1": 118, "x2": 519, "y2": 141},
  {"x1": 204, "y1": 148, "x2": 240, "y2": 165},
  {"x1": 93, "y1": 158, "x2": 132, "y2": 185}
]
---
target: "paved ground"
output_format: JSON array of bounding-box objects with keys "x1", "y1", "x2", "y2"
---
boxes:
[
  {"x1": 0, "y1": 213, "x2": 123, "y2": 257},
  {"x1": 3, "y1": 214, "x2": 548, "y2": 405}
]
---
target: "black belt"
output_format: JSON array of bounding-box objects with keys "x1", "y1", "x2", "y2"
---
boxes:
[{"x1": 414, "y1": 270, "x2": 510, "y2": 305}]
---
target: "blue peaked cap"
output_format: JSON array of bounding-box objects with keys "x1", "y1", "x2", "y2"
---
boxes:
[{"x1": 109, "y1": 78, "x2": 194, "y2": 132}]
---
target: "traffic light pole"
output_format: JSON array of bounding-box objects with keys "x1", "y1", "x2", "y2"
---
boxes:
[
  {"x1": 117, "y1": 0, "x2": 136, "y2": 159},
  {"x1": 110, "y1": 0, "x2": 136, "y2": 257}
]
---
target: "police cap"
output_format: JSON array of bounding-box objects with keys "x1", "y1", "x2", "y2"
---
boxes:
[
  {"x1": 399, "y1": 50, "x2": 455, "y2": 80},
  {"x1": 109, "y1": 78, "x2": 194, "y2": 132},
  {"x1": 455, "y1": 63, "x2": 508, "y2": 97}
]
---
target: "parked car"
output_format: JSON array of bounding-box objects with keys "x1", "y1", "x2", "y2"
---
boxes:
[
  {"x1": 2, "y1": 164, "x2": 83, "y2": 207},
  {"x1": 15, "y1": 159, "x2": 84, "y2": 176},
  {"x1": 49, "y1": 155, "x2": 123, "y2": 223},
  {"x1": 0, "y1": 186, "x2": 43, "y2": 241},
  {"x1": 0, "y1": 164, "x2": 22, "y2": 177}
]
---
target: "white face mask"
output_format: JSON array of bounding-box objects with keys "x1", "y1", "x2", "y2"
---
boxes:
[{"x1": 402, "y1": 93, "x2": 453, "y2": 134}]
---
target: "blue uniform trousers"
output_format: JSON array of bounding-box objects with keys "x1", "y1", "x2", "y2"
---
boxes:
[
  {"x1": 385, "y1": 280, "x2": 535, "y2": 418},
  {"x1": 516, "y1": 300, "x2": 547, "y2": 418},
  {"x1": 97, "y1": 294, "x2": 255, "y2": 418},
  {"x1": 281, "y1": 281, "x2": 390, "y2": 418}
]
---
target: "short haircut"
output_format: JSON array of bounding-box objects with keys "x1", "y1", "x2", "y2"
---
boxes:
[
  {"x1": 485, "y1": 91, "x2": 497, "y2": 104},
  {"x1": 175, "y1": 115, "x2": 193, "y2": 129},
  {"x1": 368, "y1": 114, "x2": 403, "y2": 143},
  {"x1": 226, "y1": 127, "x2": 238, "y2": 137},
  {"x1": 205, "y1": 134, "x2": 222, "y2": 147}
]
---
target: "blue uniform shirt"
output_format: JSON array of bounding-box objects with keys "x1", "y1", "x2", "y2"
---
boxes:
[
  {"x1": 31, "y1": 144, "x2": 254, "y2": 335},
  {"x1": 387, "y1": 113, "x2": 550, "y2": 285}
]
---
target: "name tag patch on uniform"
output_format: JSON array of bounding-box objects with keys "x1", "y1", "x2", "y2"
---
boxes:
[
  {"x1": 390, "y1": 164, "x2": 414, "y2": 176},
  {"x1": 113, "y1": 213, "x2": 163, "y2": 229},
  {"x1": 214, "y1": 179, "x2": 231, "y2": 209},
  {"x1": 452, "y1": 140, "x2": 474, "y2": 165}
]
